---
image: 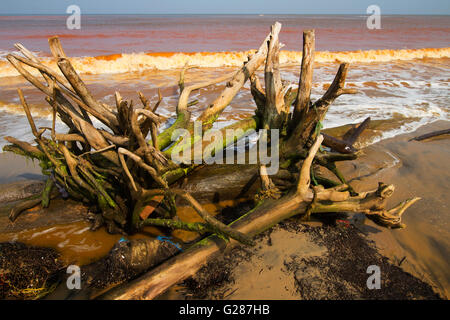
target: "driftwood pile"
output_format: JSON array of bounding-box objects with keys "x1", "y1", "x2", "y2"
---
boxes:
[{"x1": 3, "y1": 22, "x2": 421, "y2": 299}]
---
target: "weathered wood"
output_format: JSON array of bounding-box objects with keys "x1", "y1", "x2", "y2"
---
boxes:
[
  {"x1": 409, "y1": 128, "x2": 450, "y2": 141},
  {"x1": 292, "y1": 30, "x2": 315, "y2": 126},
  {"x1": 177, "y1": 71, "x2": 235, "y2": 115},
  {"x1": 321, "y1": 117, "x2": 370, "y2": 153},
  {"x1": 57, "y1": 58, "x2": 120, "y2": 131},
  {"x1": 284, "y1": 62, "x2": 358, "y2": 155},
  {"x1": 10, "y1": 52, "x2": 77, "y2": 98},
  {"x1": 98, "y1": 192, "x2": 308, "y2": 300},
  {"x1": 197, "y1": 24, "x2": 279, "y2": 124},
  {"x1": 344, "y1": 116, "x2": 371, "y2": 145},
  {"x1": 250, "y1": 74, "x2": 266, "y2": 116},
  {"x1": 118, "y1": 148, "x2": 167, "y2": 188},
  {"x1": 48, "y1": 36, "x2": 67, "y2": 58},
  {"x1": 102, "y1": 184, "x2": 415, "y2": 299},
  {"x1": 17, "y1": 88, "x2": 40, "y2": 138},
  {"x1": 9, "y1": 183, "x2": 59, "y2": 222},
  {"x1": 7, "y1": 55, "x2": 82, "y2": 132},
  {"x1": 171, "y1": 189, "x2": 254, "y2": 245},
  {"x1": 297, "y1": 135, "x2": 324, "y2": 196},
  {"x1": 322, "y1": 133, "x2": 357, "y2": 154},
  {"x1": 4, "y1": 136, "x2": 43, "y2": 158},
  {"x1": 263, "y1": 22, "x2": 288, "y2": 129}
]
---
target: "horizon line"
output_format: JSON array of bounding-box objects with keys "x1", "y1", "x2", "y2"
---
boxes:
[{"x1": 1, "y1": 13, "x2": 449, "y2": 16}]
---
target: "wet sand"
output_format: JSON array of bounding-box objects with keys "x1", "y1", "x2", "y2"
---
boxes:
[
  {"x1": 0, "y1": 121, "x2": 449, "y2": 299},
  {"x1": 340, "y1": 120, "x2": 450, "y2": 298},
  {"x1": 175, "y1": 221, "x2": 440, "y2": 300}
]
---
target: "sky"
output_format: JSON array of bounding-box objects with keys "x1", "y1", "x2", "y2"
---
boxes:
[{"x1": 0, "y1": 0, "x2": 449, "y2": 15}]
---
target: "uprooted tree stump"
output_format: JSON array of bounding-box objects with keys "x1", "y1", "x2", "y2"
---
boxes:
[{"x1": 4, "y1": 22, "x2": 421, "y2": 299}]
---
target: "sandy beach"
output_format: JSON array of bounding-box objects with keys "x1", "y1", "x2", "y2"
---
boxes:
[{"x1": 352, "y1": 120, "x2": 450, "y2": 298}]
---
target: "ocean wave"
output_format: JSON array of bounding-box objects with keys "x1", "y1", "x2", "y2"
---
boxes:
[{"x1": 0, "y1": 47, "x2": 449, "y2": 78}]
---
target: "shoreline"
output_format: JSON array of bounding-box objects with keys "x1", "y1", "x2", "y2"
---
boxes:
[
  {"x1": 0, "y1": 121, "x2": 448, "y2": 299},
  {"x1": 348, "y1": 120, "x2": 450, "y2": 298}
]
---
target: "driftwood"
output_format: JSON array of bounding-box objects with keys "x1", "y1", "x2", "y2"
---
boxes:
[
  {"x1": 409, "y1": 128, "x2": 450, "y2": 141},
  {"x1": 322, "y1": 117, "x2": 371, "y2": 154},
  {"x1": 3, "y1": 22, "x2": 421, "y2": 300},
  {"x1": 64, "y1": 238, "x2": 180, "y2": 299}
]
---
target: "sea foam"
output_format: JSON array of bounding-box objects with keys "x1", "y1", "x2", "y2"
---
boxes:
[{"x1": 0, "y1": 47, "x2": 449, "y2": 78}]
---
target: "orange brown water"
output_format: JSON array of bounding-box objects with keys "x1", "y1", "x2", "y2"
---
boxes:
[
  {"x1": 0, "y1": 200, "x2": 244, "y2": 265},
  {"x1": 0, "y1": 221, "x2": 121, "y2": 265}
]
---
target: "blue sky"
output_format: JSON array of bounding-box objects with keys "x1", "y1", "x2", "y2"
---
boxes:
[{"x1": 1, "y1": 0, "x2": 449, "y2": 15}]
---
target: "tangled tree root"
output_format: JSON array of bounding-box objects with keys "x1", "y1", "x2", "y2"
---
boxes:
[{"x1": 2, "y1": 22, "x2": 422, "y2": 299}]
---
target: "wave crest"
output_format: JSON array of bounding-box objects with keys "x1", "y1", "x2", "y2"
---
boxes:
[{"x1": 0, "y1": 47, "x2": 449, "y2": 78}]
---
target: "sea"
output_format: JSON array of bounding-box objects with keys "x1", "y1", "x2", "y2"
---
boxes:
[{"x1": 0, "y1": 14, "x2": 448, "y2": 149}]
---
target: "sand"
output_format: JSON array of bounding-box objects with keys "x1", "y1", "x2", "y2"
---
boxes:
[
  {"x1": 342, "y1": 120, "x2": 450, "y2": 298},
  {"x1": 175, "y1": 221, "x2": 439, "y2": 300}
]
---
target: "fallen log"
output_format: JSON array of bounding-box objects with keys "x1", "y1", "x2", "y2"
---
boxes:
[
  {"x1": 68, "y1": 238, "x2": 180, "y2": 299},
  {"x1": 322, "y1": 117, "x2": 371, "y2": 153},
  {"x1": 409, "y1": 128, "x2": 450, "y2": 141},
  {"x1": 322, "y1": 133, "x2": 358, "y2": 154},
  {"x1": 0, "y1": 180, "x2": 45, "y2": 204}
]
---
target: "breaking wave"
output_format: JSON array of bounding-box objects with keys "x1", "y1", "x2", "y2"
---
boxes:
[{"x1": 0, "y1": 47, "x2": 449, "y2": 78}]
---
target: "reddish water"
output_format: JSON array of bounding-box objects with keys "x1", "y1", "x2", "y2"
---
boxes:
[{"x1": 0, "y1": 15, "x2": 449, "y2": 57}]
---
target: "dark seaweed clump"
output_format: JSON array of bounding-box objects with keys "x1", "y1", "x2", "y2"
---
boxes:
[{"x1": 0, "y1": 242, "x2": 63, "y2": 299}]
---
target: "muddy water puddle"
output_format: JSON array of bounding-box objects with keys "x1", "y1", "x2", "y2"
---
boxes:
[{"x1": 0, "y1": 199, "x2": 246, "y2": 266}]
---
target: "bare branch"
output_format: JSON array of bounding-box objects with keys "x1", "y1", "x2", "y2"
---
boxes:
[
  {"x1": 297, "y1": 134, "x2": 324, "y2": 197},
  {"x1": 118, "y1": 148, "x2": 168, "y2": 188},
  {"x1": 197, "y1": 22, "x2": 281, "y2": 124},
  {"x1": 292, "y1": 30, "x2": 315, "y2": 126}
]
